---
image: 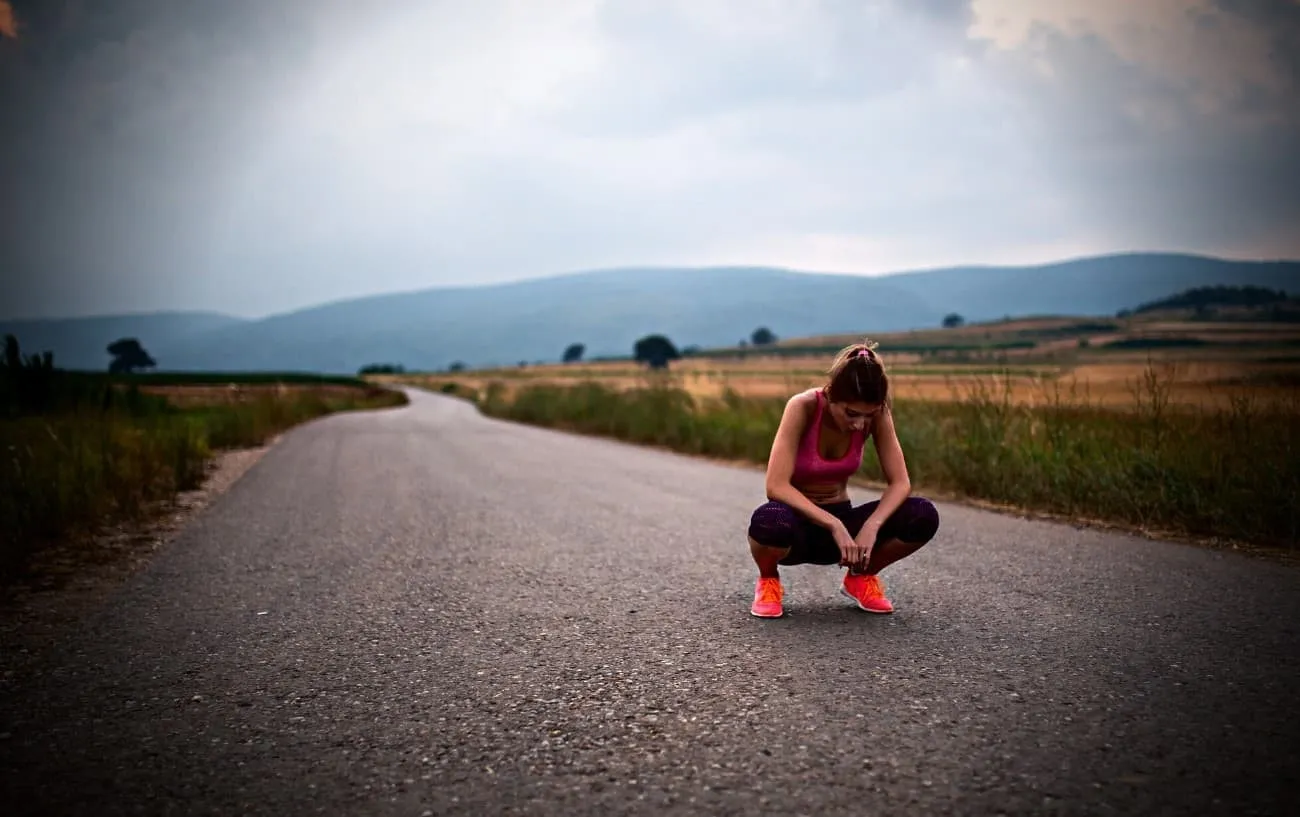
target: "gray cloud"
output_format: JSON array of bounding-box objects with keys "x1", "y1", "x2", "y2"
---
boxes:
[
  {"x1": 559, "y1": 0, "x2": 979, "y2": 137},
  {"x1": 1, "y1": 0, "x2": 1297, "y2": 320},
  {"x1": 977, "y1": 5, "x2": 1300, "y2": 255},
  {"x1": 1, "y1": 0, "x2": 336, "y2": 316}
]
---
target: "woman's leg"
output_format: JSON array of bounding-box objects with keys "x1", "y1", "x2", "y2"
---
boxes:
[
  {"x1": 747, "y1": 500, "x2": 806, "y2": 574},
  {"x1": 840, "y1": 496, "x2": 940, "y2": 613},
  {"x1": 749, "y1": 537, "x2": 788, "y2": 578},
  {"x1": 746, "y1": 501, "x2": 807, "y2": 617},
  {"x1": 842, "y1": 496, "x2": 941, "y2": 574}
]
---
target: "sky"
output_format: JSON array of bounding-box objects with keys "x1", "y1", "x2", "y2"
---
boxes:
[{"x1": 1, "y1": 0, "x2": 1297, "y2": 320}]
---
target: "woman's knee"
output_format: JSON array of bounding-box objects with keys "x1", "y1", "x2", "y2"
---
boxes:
[
  {"x1": 748, "y1": 500, "x2": 803, "y2": 549},
  {"x1": 898, "y1": 496, "x2": 940, "y2": 544}
]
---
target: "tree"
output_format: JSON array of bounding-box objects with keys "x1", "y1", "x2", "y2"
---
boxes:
[
  {"x1": 942, "y1": 313, "x2": 965, "y2": 329},
  {"x1": 562, "y1": 342, "x2": 585, "y2": 363},
  {"x1": 3, "y1": 334, "x2": 19, "y2": 370},
  {"x1": 2, "y1": 334, "x2": 60, "y2": 415},
  {"x1": 107, "y1": 338, "x2": 156, "y2": 373},
  {"x1": 1132, "y1": 284, "x2": 1289, "y2": 315},
  {"x1": 751, "y1": 327, "x2": 777, "y2": 346},
  {"x1": 358, "y1": 363, "x2": 405, "y2": 375},
  {"x1": 633, "y1": 334, "x2": 680, "y2": 369}
]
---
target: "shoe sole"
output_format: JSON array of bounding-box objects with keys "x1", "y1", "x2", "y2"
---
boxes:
[
  {"x1": 750, "y1": 608, "x2": 784, "y2": 618},
  {"x1": 840, "y1": 586, "x2": 893, "y2": 614}
]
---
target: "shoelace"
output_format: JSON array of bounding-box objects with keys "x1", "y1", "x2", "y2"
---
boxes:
[
  {"x1": 847, "y1": 574, "x2": 882, "y2": 596},
  {"x1": 756, "y1": 579, "x2": 782, "y2": 603}
]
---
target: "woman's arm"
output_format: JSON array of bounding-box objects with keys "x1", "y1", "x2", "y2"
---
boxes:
[
  {"x1": 764, "y1": 393, "x2": 847, "y2": 532},
  {"x1": 859, "y1": 406, "x2": 913, "y2": 540}
]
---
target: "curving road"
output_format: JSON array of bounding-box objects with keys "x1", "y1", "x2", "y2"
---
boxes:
[{"x1": 2, "y1": 387, "x2": 1298, "y2": 816}]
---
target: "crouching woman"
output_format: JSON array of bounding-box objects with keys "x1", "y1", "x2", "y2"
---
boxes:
[{"x1": 747, "y1": 341, "x2": 940, "y2": 618}]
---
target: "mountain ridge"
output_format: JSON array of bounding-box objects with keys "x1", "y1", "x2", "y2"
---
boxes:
[{"x1": 3, "y1": 252, "x2": 1295, "y2": 373}]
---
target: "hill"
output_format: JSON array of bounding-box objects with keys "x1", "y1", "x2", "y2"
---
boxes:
[
  {"x1": 875, "y1": 253, "x2": 1296, "y2": 320},
  {"x1": 1129, "y1": 285, "x2": 1294, "y2": 316},
  {"x1": 3, "y1": 252, "x2": 1297, "y2": 373}
]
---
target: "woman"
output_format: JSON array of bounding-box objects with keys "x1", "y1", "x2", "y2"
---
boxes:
[{"x1": 747, "y1": 341, "x2": 940, "y2": 618}]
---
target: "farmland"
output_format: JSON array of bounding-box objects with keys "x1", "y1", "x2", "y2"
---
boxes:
[{"x1": 381, "y1": 310, "x2": 1300, "y2": 411}]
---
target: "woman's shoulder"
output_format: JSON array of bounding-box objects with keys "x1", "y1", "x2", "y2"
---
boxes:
[
  {"x1": 786, "y1": 388, "x2": 820, "y2": 409},
  {"x1": 783, "y1": 388, "x2": 821, "y2": 421}
]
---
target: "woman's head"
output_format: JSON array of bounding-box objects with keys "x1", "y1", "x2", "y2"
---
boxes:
[{"x1": 823, "y1": 340, "x2": 889, "y2": 430}]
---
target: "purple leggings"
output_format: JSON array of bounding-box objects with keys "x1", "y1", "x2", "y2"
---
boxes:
[{"x1": 748, "y1": 497, "x2": 940, "y2": 566}]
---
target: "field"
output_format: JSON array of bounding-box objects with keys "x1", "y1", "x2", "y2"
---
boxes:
[
  {"x1": 1, "y1": 366, "x2": 408, "y2": 584},
  {"x1": 380, "y1": 312, "x2": 1300, "y2": 411},
  {"x1": 378, "y1": 310, "x2": 1300, "y2": 553}
]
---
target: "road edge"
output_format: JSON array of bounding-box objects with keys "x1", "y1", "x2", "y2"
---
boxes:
[{"x1": 0, "y1": 436, "x2": 283, "y2": 678}]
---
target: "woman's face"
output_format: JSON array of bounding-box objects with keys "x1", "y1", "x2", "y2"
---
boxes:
[{"x1": 828, "y1": 399, "x2": 882, "y2": 432}]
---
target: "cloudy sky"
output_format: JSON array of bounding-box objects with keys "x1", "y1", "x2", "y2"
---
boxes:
[{"x1": 1, "y1": 0, "x2": 1297, "y2": 320}]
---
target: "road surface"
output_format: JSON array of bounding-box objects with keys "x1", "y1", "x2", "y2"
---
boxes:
[{"x1": 2, "y1": 387, "x2": 1298, "y2": 816}]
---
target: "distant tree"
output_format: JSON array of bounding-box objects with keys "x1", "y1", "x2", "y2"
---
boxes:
[
  {"x1": 633, "y1": 334, "x2": 681, "y2": 369},
  {"x1": 1132, "y1": 285, "x2": 1289, "y2": 315},
  {"x1": 447, "y1": 361, "x2": 466, "y2": 373},
  {"x1": 107, "y1": 338, "x2": 156, "y2": 374},
  {"x1": 751, "y1": 327, "x2": 777, "y2": 346},
  {"x1": 942, "y1": 313, "x2": 965, "y2": 329},
  {"x1": 2, "y1": 334, "x2": 54, "y2": 374},
  {"x1": 682, "y1": 344, "x2": 701, "y2": 356},
  {"x1": 562, "y1": 343, "x2": 586, "y2": 363},
  {"x1": 3, "y1": 334, "x2": 19, "y2": 370},
  {"x1": 358, "y1": 363, "x2": 405, "y2": 375},
  {"x1": 1, "y1": 334, "x2": 61, "y2": 415}
]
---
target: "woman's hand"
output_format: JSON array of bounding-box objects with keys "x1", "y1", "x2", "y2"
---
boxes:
[
  {"x1": 851, "y1": 520, "x2": 881, "y2": 571},
  {"x1": 833, "y1": 522, "x2": 869, "y2": 569}
]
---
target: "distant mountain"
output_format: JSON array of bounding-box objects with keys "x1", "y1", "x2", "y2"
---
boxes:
[
  {"x1": 3, "y1": 252, "x2": 1296, "y2": 373},
  {"x1": 0, "y1": 311, "x2": 247, "y2": 371},
  {"x1": 879, "y1": 253, "x2": 1297, "y2": 320},
  {"x1": 150, "y1": 266, "x2": 941, "y2": 373}
]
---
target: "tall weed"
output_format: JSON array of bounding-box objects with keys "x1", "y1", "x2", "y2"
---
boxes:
[{"x1": 1, "y1": 386, "x2": 407, "y2": 580}]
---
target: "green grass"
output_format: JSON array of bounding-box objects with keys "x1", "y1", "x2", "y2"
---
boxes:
[
  {"x1": 0, "y1": 383, "x2": 407, "y2": 581},
  {"x1": 441, "y1": 368, "x2": 1298, "y2": 551}
]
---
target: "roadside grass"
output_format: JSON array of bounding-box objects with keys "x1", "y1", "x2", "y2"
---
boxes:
[
  {"x1": 1, "y1": 376, "x2": 407, "y2": 582},
  {"x1": 431, "y1": 364, "x2": 1298, "y2": 551}
]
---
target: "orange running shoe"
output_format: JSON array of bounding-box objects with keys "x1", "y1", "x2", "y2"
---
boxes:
[
  {"x1": 750, "y1": 577, "x2": 784, "y2": 618},
  {"x1": 841, "y1": 572, "x2": 894, "y2": 614}
]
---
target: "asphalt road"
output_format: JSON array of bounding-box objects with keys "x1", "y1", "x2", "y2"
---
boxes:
[{"x1": 2, "y1": 387, "x2": 1298, "y2": 816}]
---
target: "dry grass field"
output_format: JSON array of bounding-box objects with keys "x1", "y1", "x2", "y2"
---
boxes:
[
  {"x1": 379, "y1": 310, "x2": 1300, "y2": 412},
  {"x1": 385, "y1": 361, "x2": 1299, "y2": 417},
  {"x1": 136, "y1": 382, "x2": 392, "y2": 408}
]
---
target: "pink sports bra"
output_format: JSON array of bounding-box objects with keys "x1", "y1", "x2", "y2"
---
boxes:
[{"x1": 790, "y1": 390, "x2": 867, "y2": 485}]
